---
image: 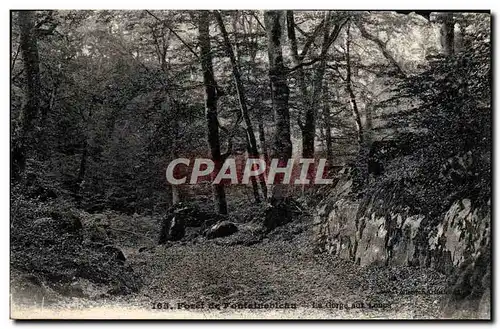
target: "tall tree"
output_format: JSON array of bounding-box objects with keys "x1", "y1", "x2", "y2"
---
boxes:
[
  {"x1": 198, "y1": 10, "x2": 228, "y2": 214},
  {"x1": 12, "y1": 11, "x2": 41, "y2": 181},
  {"x1": 265, "y1": 10, "x2": 292, "y2": 200},
  {"x1": 345, "y1": 22, "x2": 371, "y2": 188},
  {"x1": 287, "y1": 11, "x2": 347, "y2": 159},
  {"x1": 321, "y1": 83, "x2": 333, "y2": 163},
  {"x1": 440, "y1": 12, "x2": 455, "y2": 56},
  {"x1": 345, "y1": 22, "x2": 363, "y2": 146},
  {"x1": 244, "y1": 13, "x2": 270, "y2": 165},
  {"x1": 214, "y1": 11, "x2": 267, "y2": 201},
  {"x1": 286, "y1": 11, "x2": 312, "y2": 158}
]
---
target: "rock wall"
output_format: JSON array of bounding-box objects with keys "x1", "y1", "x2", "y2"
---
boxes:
[{"x1": 314, "y1": 168, "x2": 491, "y2": 318}]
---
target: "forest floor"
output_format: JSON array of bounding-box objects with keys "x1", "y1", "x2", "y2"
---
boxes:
[{"x1": 10, "y1": 202, "x2": 462, "y2": 320}]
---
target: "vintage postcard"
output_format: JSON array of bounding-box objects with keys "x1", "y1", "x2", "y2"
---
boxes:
[{"x1": 10, "y1": 9, "x2": 491, "y2": 320}]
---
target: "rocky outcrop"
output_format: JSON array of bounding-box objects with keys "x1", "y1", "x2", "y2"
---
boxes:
[{"x1": 314, "y1": 168, "x2": 490, "y2": 318}]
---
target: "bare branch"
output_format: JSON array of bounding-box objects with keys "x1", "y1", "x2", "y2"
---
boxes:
[
  {"x1": 299, "y1": 19, "x2": 325, "y2": 60},
  {"x1": 250, "y1": 11, "x2": 266, "y2": 31},
  {"x1": 326, "y1": 64, "x2": 346, "y2": 80},
  {"x1": 355, "y1": 21, "x2": 406, "y2": 77},
  {"x1": 287, "y1": 17, "x2": 349, "y2": 74},
  {"x1": 323, "y1": 17, "x2": 349, "y2": 56},
  {"x1": 145, "y1": 10, "x2": 200, "y2": 60},
  {"x1": 288, "y1": 57, "x2": 321, "y2": 73}
]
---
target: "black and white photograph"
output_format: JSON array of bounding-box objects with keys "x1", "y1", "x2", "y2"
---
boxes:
[{"x1": 9, "y1": 8, "x2": 492, "y2": 320}]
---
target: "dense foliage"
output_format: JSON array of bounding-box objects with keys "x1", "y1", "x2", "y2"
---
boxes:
[{"x1": 354, "y1": 13, "x2": 491, "y2": 220}]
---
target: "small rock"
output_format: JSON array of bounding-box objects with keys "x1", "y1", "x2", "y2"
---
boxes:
[
  {"x1": 206, "y1": 221, "x2": 238, "y2": 239},
  {"x1": 103, "y1": 245, "x2": 126, "y2": 262}
]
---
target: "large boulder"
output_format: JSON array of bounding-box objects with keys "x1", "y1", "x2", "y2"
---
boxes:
[{"x1": 206, "y1": 221, "x2": 238, "y2": 239}]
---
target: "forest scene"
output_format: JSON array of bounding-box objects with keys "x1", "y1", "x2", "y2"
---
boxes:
[{"x1": 10, "y1": 10, "x2": 491, "y2": 319}]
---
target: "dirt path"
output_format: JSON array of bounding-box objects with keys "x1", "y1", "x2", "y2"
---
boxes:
[
  {"x1": 123, "y1": 239, "x2": 448, "y2": 319},
  {"x1": 13, "y1": 221, "x2": 451, "y2": 319}
]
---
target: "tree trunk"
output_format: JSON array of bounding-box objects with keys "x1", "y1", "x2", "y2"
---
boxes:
[
  {"x1": 258, "y1": 110, "x2": 269, "y2": 164},
  {"x1": 365, "y1": 102, "x2": 373, "y2": 145},
  {"x1": 345, "y1": 23, "x2": 363, "y2": 146},
  {"x1": 454, "y1": 23, "x2": 465, "y2": 53},
  {"x1": 346, "y1": 23, "x2": 369, "y2": 188},
  {"x1": 265, "y1": 10, "x2": 292, "y2": 200},
  {"x1": 12, "y1": 11, "x2": 41, "y2": 181},
  {"x1": 244, "y1": 136, "x2": 261, "y2": 202},
  {"x1": 287, "y1": 11, "x2": 345, "y2": 159},
  {"x1": 214, "y1": 11, "x2": 267, "y2": 201},
  {"x1": 303, "y1": 11, "x2": 334, "y2": 160},
  {"x1": 198, "y1": 11, "x2": 228, "y2": 214},
  {"x1": 39, "y1": 81, "x2": 59, "y2": 160},
  {"x1": 76, "y1": 140, "x2": 88, "y2": 202},
  {"x1": 322, "y1": 84, "x2": 333, "y2": 163},
  {"x1": 170, "y1": 99, "x2": 184, "y2": 206},
  {"x1": 76, "y1": 103, "x2": 94, "y2": 203},
  {"x1": 286, "y1": 11, "x2": 310, "y2": 154},
  {"x1": 287, "y1": 11, "x2": 312, "y2": 158},
  {"x1": 247, "y1": 15, "x2": 270, "y2": 173},
  {"x1": 440, "y1": 13, "x2": 455, "y2": 57}
]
